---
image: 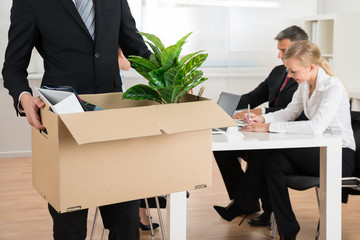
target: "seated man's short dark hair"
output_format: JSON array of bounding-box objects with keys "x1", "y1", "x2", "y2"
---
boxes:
[{"x1": 275, "y1": 25, "x2": 308, "y2": 42}]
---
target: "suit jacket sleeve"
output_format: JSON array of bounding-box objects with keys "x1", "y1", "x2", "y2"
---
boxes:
[
  {"x1": 118, "y1": 0, "x2": 151, "y2": 59},
  {"x1": 2, "y1": 0, "x2": 38, "y2": 115},
  {"x1": 265, "y1": 106, "x2": 284, "y2": 113},
  {"x1": 236, "y1": 71, "x2": 273, "y2": 110}
]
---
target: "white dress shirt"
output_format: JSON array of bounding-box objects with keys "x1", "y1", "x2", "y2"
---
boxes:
[{"x1": 264, "y1": 67, "x2": 355, "y2": 150}]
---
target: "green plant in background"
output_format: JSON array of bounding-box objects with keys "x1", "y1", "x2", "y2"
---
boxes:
[{"x1": 122, "y1": 32, "x2": 208, "y2": 104}]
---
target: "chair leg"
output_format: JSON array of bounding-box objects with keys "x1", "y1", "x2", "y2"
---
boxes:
[
  {"x1": 315, "y1": 219, "x2": 320, "y2": 240},
  {"x1": 155, "y1": 196, "x2": 166, "y2": 240},
  {"x1": 144, "y1": 198, "x2": 155, "y2": 236},
  {"x1": 101, "y1": 228, "x2": 107, "y2": 240},
  {"x1": 315, "y1": 187, "x2": 320, "y2": 240},
  {"x1": 315, "y1": 187, "x2": 320, "y2": 209},
  {"x1": 270, "y1": 212, "x2": 277, "y2": 239},
  {"x1": 90, "y1": 207, "x2": 99, "y2": 240}
]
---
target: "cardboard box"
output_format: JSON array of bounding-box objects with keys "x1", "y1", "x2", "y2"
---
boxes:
[{"x1": 32, "y1": 92, "x2": 236, "y2": 213}]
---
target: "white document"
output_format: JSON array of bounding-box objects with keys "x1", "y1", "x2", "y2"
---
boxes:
[{"x1": 35, "y1": 88, "x2": 84, "y2": 114}]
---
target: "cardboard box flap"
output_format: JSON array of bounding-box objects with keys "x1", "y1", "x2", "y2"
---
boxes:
[{"x1": 59, "y1": 100, "x2": 236, "y2": 145}]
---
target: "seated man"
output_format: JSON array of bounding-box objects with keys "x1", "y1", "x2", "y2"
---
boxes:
[{"x1": 213, "y1": 25, "x2": 308, "y2": 227}]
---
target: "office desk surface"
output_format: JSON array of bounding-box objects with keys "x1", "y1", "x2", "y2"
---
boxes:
[
  {"x1": 212, "y1": 126, "x2": 341, "y2": 151},
  {"x1": 212, "y1": 126, "x2": 342, "y2": 240}
]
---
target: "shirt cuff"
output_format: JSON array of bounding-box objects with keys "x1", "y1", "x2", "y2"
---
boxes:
[
  {"x1": 261, "y1": 107, "x2": 266, "y2": 115},
  {"x1": 17, "y1": 91, "x2": 32, "y2": 113},
  {"x1": 268, "y1": 122, "x2": 287, "y2": 133}
]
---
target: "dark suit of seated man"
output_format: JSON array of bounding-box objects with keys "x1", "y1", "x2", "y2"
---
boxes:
[{"x1": 213, "y1": 25, "x2": 308, "y2": 227}]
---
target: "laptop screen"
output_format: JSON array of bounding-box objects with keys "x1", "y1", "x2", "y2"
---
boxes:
[
  {"x1": 213, "y1": 92, "x2": 241, "y2": 132},
  {"x1": 217, "y1": 92, "x2": 241, "y2": 117}
]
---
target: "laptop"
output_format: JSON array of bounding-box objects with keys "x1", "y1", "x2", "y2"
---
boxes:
[{"x1": 212, "y1": 92, "x2": 241, "y2": 133}]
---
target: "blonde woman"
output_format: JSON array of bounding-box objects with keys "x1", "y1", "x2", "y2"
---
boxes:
[{"x1": 241, "y1": 40, "x2": 355, "y2": 239}]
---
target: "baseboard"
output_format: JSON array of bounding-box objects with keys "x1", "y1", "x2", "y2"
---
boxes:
[{"x1": 0, "y1": 151, "x2": 32, "y2": 159}]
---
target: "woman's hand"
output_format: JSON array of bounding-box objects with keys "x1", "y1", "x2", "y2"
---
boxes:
[
  {"x1": 232, "y1": 108, "x2": 262, "y2": 120},
  {"x1": 240, "y1": 123, "x2": 270, "y2": 132},
  {"x1": 244, "y1": 113, "x2": 265, "y2": 123}
]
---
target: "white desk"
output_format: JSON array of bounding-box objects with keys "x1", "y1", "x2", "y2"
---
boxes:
[
  {"x1": 166, "y1": 127, "x2": 342, "y2": 240},
  {"x1": 213, "y1": 127, "x2": 342, "y2": 240},
  {"x1": 350, "y1": 88, "x2": 360, "y2": 111}
]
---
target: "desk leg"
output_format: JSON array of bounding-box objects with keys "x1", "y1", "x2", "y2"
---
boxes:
[
  {"x1": 351, "y1": 98, "x2": 360, "y2": 111},
  {"x1": 319, "y1": 144, "x2": 342, "y2": 240},
  {"x1": 166, "y1": 191, "x2": 186, "y2": 240}
]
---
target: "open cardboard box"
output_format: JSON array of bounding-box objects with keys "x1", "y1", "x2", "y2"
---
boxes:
[{"x1": 32, "y1": 92, "x2": 236, "y2": 213}]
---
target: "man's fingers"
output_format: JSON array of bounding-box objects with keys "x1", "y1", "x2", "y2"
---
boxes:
[
  {"x1": 34, "y1": 97, "x2": 45, "y2": 108},
  {"x1": 27, "y1": 108, "x2": 45, "y2": 130},
  {"x1": 22, "y1": 95, "x2": 46, "y2": 130}
]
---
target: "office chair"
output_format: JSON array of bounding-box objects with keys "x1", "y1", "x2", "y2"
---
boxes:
[
  {"x1": 342, "y1": 111, "x2": 360, "y2": 198},
  {"x1": 271, "y1": 111, "x2": 360, "y2": 239},
  {"x1": 270, "y1": 176, "x2": 320, "y2": 239},
  {"x1": 89, "y1": 196, "x2": 166, "y2": 240}
]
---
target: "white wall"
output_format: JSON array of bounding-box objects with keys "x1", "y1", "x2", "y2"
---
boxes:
[
  {"x1": 0, "y1": 77, "x2": 42, "y2": 158},
  {"x1": 316, "y1": 0, "x2": 360, "y2": 89},
  {"x1": 141, "y1": 0, "x2": 317, "y2": 67},
  {"x1": 319, "y1": 0, "x2": 360, "y2": 14}
]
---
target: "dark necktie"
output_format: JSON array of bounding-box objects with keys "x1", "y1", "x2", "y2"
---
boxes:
[{"x1": 274, "y1": 76, "x2": 290, "y2": 107}]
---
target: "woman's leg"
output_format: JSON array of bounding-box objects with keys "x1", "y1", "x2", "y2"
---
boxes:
[
  {"x1": 233, "y1": 150, "x2": 266, "y2": 212},
  {"x1": 263, "y1": 148, "x2": 320, "y2": 236}
]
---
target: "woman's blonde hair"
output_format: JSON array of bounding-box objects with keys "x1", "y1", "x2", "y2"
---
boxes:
[
  {"x1": 284, "y1": 40, "x2": 349, "y2": 96},
  {"x1": 284, "y1": 40, "x2": 336, "y2": 76}
]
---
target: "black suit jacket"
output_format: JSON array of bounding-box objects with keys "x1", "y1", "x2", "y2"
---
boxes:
[
  {"x1": 2, "y1": 0, "x2": 151, "y2": 114},
  {"x1": 237, "y1": 65, "x2": 298, "y2": 113}
]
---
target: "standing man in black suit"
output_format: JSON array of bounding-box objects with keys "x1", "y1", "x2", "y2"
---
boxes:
[
  {"x1": 213, "y1": 26, "x2": 308, "y2": 227},
  {"x1": 2, "y1": 0, "x2": 151, "y2": 239}
]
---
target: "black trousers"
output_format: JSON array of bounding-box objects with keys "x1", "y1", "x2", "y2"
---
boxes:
[
  {"x1": 213, "y1": 150, "x2": 272, "y2": 212},
  {"x1": 213, "y1": 150, "x2": 245, "y2": 200},
  {"x1": 140, "y1": 197, "x2": 167, "y2": 209},
  {"x1": 48, "y1": 199, "x2": 140, "y2": 240},
  {"x1": 263, "y1": 147, "x2": 355, "y2": 236}
]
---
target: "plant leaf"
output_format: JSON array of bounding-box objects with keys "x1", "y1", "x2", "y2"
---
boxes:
[
  {"x1": 182, "y1": 53, "x2": 208, "y2": 76},
  {"x1": 149, "y1": 68, "x2": 166, "y2": 89},
  {"x1": 171, "y1": 70, "x2": 203, "y2": 102},
  {"x1": 179, "y1": 50, "x2": 205, "y2": 66},
  {"x1": 157, "y1": 87, "x2": 175, "y2": 104},
  {"x1": 183, "y1": 70, "x2": 203, "y2": 86},
  {"x1": 132, "y1": 63, "x2": 165, "y2": 88},
  {"x1": 122, "y1": 84, "x2": 163, "y2": 104},
  {"x1": 131, "y1": 64, "x2": 152, "y2": 81},
  {"x1": 164, "y1": 66, "x2": 182, "y2": 87},
  {"x1": 161, "y1": 44, "x2": 182, "y2": 70},
  {"x1": 146, "y1": 41, "x2": 162, "y2": 64},
  {"x1": 171, "y1": 85, "x2": 185, "y2": 103},
  {"x1": 149, "y1": 54, "x2": 161, "y2": 68},
  {"x1": 176, "y1": 32, "x2": 192, "y2": 47},
  {"x1": 175, "y1": 77, "x2": 208, "y2": 102},
  {"x1": 139, "y1": 32, "x2": 165, "y2": 51},
  {"x1": 128, "y1": 55, "x2": 158, "y2": 71}
]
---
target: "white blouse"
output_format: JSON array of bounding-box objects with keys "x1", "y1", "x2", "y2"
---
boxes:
[{"x1": 264, "y1": 67, "x2": 355, "y2": 150}]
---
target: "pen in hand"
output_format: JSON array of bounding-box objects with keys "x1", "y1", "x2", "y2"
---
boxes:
[{"x1": 247, "y1": 104, "x2": 251, "y2": 122}]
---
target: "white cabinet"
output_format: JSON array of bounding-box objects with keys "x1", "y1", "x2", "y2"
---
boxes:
[
  {"x1": 304, "y1": 13, "x2": 360, "y2": 89},
  {"x1": 304, "y1": 14, "x2": 335, "y2": 64}
]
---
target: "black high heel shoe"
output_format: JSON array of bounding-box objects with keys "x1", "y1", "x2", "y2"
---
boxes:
[
  {"x1": 214, "y1": 201, "x2": 260, "y2": 224},
  {"x1": 213, "y1": 201, "x2": 246, "y2": 222},
  {"x1": 139, "y1": 221, "x2": 160, "y2": 231}
]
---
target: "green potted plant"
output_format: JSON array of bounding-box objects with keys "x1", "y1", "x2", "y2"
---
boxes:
[{"x1": 122, "y1": 32, "x2": 208, "y2": 104}]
